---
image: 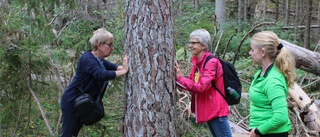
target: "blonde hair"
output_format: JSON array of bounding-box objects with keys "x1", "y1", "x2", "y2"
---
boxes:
[
  {"x1": 89, "y1": 28, "x2": 113, "y2": 50},
  {"x1": 251, "y1": 31, "x2": 296, "y2": 88}
]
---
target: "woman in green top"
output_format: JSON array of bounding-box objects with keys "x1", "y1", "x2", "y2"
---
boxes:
[{"x1": 248, "y1": 31, "x2": 296, "y2": 137}]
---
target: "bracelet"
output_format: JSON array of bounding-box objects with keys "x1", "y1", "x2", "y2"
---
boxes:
[{"x1": 254, "y1": 128, "x2": 262, "y2": 135}]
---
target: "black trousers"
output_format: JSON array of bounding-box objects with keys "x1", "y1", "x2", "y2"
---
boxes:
[
  {"x1": 261, "y1": 132, "x2": 288, "y2": 137},
  {"x1": 61, "y1": 109, "x2": 83, "y2": 137}
]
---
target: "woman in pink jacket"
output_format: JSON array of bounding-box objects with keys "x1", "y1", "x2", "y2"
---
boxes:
[{"x1": 175, "y1": 29, "x2": 232, "y2": 137}]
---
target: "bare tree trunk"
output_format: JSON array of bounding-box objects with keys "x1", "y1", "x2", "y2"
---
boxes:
[
  {"x1": 304, "y1": 0, "x2": 312, "y2": 49},
  {"x1": 294, "y1": 0, "x2": 299, "y2": 40},
  {"x1": 285, "y1": 0, "x2": 290, "y2": 25},
  {"x1": 238, "y1": 0, "x2": 243, "y2": 32},
  {"x1": 280, "y1": 39, "x2": 320, "y2": 75},
  {"x1": 215, "y1": 0, "x2": 226, "y2": 31},
  {"x1": 317, "y1": 2, "x2": 320, "y2": 38},
  {"x1": 193, "y1": 0, "x2": 199, "y2": 11},
  {"x1": 282, "y1": 0, "x2": 286, "y2": 18},
  {"x1": 123, "y1": 0, "x2": 179, "y2": 136},
  {"x1": 244, "y1": 0, "x2": 248, "y2": 21},
  {"x1": 175, "y1": 0, "x2": 182, "y2": 17},
  {"x1": 275, "y1": 0, "x2": 279, "y2": 21},
  {"x1": 263, "y1": 0, "x2": 267, "y2": 20}
]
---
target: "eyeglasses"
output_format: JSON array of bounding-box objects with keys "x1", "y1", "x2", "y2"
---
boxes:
[
  {"x1": 188, "y1": 41, "x2": 201, "y2": 45},
  {"x1": 103, "y1": 42, "x2": 113, "y2": 47}
]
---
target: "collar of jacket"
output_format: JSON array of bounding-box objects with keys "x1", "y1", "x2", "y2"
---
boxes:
[{"x1": 191, "y1": 51, "x2": 212, "y2": 66}]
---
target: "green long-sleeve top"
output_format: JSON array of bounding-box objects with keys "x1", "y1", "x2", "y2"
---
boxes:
[{"x1": 249, "y1": 64, "x2": 291, "y2": 135}]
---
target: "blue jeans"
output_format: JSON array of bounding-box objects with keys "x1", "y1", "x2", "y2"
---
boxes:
[{"x1": 207, "y1": 116, "x2": 232, "y2": 137}]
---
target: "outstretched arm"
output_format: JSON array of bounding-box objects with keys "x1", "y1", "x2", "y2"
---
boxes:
[{"x1": 115, "y1": 54, "x2": 129, "y2": 77}]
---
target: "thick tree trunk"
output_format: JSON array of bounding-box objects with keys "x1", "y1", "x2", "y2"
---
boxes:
[
  {"x1": 280, "y1": 39, "x2": 320, "y2": 75},
  {"x1": 123, "y1": 0, "x2": 179, "y2": 136}
]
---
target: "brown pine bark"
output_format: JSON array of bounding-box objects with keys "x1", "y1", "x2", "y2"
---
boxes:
[{"x1": 123, "y1": 0, "x2": 179, "y2": 136}]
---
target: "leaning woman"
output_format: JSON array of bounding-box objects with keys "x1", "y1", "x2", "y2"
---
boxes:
[
  {"x1": 175, "y1": 29, "x2": 232, "y2": 137},
  {"x1": 60, "y1": 28, "x2": 128, "y2": 137}
]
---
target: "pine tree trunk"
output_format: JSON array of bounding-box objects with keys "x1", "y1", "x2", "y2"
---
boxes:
[{"x1": 123, "y1": 0, "x2": 179, "y2": 136}]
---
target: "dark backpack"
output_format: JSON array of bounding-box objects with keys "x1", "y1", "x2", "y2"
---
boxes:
[{"x1": 204, "y1": 55, "x2": 242, "y2": 105}]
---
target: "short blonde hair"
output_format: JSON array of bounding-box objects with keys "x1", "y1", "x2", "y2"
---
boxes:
[{"x1": 89, "y1": 28, "x2": 113, "y2": 50}]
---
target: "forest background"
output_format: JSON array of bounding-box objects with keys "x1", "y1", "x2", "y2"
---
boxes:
[{"x1": 1, "y1": 0, "x2": 320, "y2": 136}]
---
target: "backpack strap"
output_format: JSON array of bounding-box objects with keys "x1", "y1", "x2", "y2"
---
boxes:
[{"x1": 204, "y1": 55, "x2": 227, "y2": 99}]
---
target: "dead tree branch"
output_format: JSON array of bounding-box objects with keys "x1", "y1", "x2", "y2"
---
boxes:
[
  {"x1": 27, "y1": 80, "x2": 53, "y2": 136},
  {"x1": 233, "y1": 22, "x2": 277, "y2": 65}
]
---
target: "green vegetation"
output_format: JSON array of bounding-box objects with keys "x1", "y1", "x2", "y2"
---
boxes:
[{"x1": 0, "y1": 0, "x2": 319, "y2": 136}]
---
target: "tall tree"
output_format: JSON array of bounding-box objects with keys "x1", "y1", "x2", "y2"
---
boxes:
[
  {"x1": 237, "y1": 0, "x2": 243, "y2": 32},
  {"x1": 192, "y1": 0, "x2": 199, "y2": 11},
  {"x1": 284, "y1": 0, "x2": 290, "y2": 25},
  {"x1": 263, "y1": 0, "x2": 267, "y2": 20},
  {"x1": 244, "y1": 0, "x2": 248, "y2": 21},
  {"x1": 215, "y1": 0, "x2": 226, "y2": 30},
  {"x1": 123, "y1": 0, "x2": 179, "y2": 136},
  {"x1": 275, "y1": 0, "x2": 279, "y2": 21},
  {"x1": 304, "y1": 0, "x2": 312, "y2": 49},
  {"x1": 294, "y1": 0, "x2": 299, "y2": 40}
]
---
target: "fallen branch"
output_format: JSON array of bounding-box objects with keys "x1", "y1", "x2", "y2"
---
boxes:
[
  {"x1": 233, "y1": 22, "x2": 277, "y2": 64},
  {"x1": 289, "y1": 83, "x2": 320, "y2": 131},
  {"x1": 27, "y1": 80, "x2": 53, "y2": 136}
]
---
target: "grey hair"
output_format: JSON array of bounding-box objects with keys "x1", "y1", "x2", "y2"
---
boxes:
[
  {"x1": 190, "y1": 29, "x2": 211, "y2": 51},
  {"x1": 89, "y1": 28, "x2": 113, "y2": 50}
]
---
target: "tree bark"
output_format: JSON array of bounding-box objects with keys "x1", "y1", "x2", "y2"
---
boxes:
[
  {"x1": 263, "y1": 0, "x2": 267, "y2": 20},
  {"x1": 280, "y1": 39, "x2": 320, "y2": 75},
  {"x1": 192, "y1": 0, "x2": 199, "y2": 11},
  {"x1": 275, "y1": 0, "x2": 279, "y2": 21},
  {"x1": 175, "y1": 0, "x2": 182, "y2": 17},
  {"x1": 215, "y1": 0, "x2": 226, "y2": 30},
  {"x1": 238, "y1": 0, "x2": 243, "y2": 32},
  {"x1": 304, "y1": 0, "x2": 312, "y2": 49},
  {"x1": 123, "y1": 0, "x2": 179, "y2": 136},
  {"x1": 318, "y1": 2, "x2": 320, "y2": 35},
  {"x1": 294, "y1": 0, "x2": 299, "y2": 40},
  {"x1": 288, "y1": 83, "x2": 320, "y2": 131},
  {"x1": 284, "y1": 0, "x2": 290, "y2": 25},
  {"x1": 244, "y1": 0, "x2": 248, "y2": 21}
]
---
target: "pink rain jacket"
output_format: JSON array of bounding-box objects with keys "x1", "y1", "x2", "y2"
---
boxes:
[{"x1": 176, "y1": 51, "x2": 230, "y2": 123}]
